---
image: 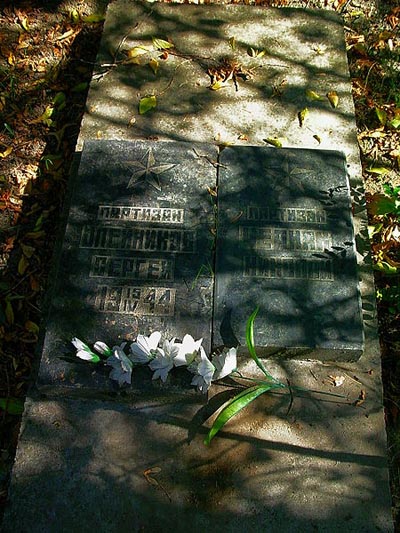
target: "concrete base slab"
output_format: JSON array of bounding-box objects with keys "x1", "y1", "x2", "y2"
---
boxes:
[
  {"x1": 78, "y1": 1, "x2": 361, "y2": 182},
  {"x1": 4, "y1": 348, "x2": 393, "y2": 532}
]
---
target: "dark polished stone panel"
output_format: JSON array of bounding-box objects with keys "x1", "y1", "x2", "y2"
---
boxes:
[
  {"x1": 214, "y1": 146, "x2": 364, "y2": 361},
  {"x1": 38, "y1": 140, "x2": 216, "y2": 397}
]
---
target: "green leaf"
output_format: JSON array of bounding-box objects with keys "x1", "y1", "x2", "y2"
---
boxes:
[
  {"x1": 18, "y1": 254, "x2": 29, "y2": 276},
  {"x1": 375, "y1": 107, "x2": 387, "y2": 125},
  {"x1": 53, "y1": 92, "x2": 66, "y2": 110},
  {"x1": 245, "y1": 307, "x2": 275, "y2": 380},
  {"x1": 264, "y1": 137, "x2": 283, "y2": 148},
  {"x1": 31, "y1": 106, "x2": 54, "y2": 127},
  {"x1": 374, "y1": 261, "x2": 399, "y2": 275},
  {"x1": 152, "y1": 37, "x2": 174, "y2": 50},
  {"x1": 389, "y1": 118, "x2": 400, "y2": 129},
  {"x1": 368, "y1": 223, "x2": 383, "y2": 239},
  {"x1": 139, "y1": 95, "x2": 157, "y2": 115},
  {"x1": 4, "y1": 122, "x2": 14, "y2": 137},
  {"x1": 205, "y1": 385, "x2": 273, "y2": 444},
  {"x1": 71, "y1": 82, "x2": 88, "y2": 93},
  {"x1": 0, "y1": 397, "x2": 24, "y2": 415},
  {"x1": 368, "y1": 194, "x2": 396, "y2": 216},
  {"x1": 305, "y1": 89, "x2": 323, "y2": 101},
  {"x1": 383, "y1": 183, "x2": 400, "y2": 196},
  {"x1": 367, "y1": 167, "x2": 390, "y2": 176},
  {"x1": 70, "y1": 9, "x2": 80, "y2": 23},
  {"x1": 82, "y1": 14, "x2": 105, "y2": 23}
]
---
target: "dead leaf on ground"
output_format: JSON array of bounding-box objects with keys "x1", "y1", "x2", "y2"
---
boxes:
[
  {"x1": 228, "y1": 36, "x2": 236, "y2": 50},
  {"x1": 354, "y1": 389, "x2": 366, "y2": 407},
  {"x1": 306, "y1": 89, "x2": 323, "y2": 101},
  {"x1": 327, "y1": 91, "x2": 339, "y2": 108},
  {"x1": 298, "y1": 107, "x2": 309, "y2": 127},
  {"x1": 149, "y1": 58, "x2": 159, "y2": 74},
  {"x1": 0, "y1": 146, "x2": 13, "y2": 158},
  {"x1": 264, "y1": 137, "x2": 285, "y2": 148}
]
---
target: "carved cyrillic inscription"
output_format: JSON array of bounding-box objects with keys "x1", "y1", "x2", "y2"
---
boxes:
[
  {"x1": 243, "y1": 256, "x2": 334, "y2": 281},
  {"x1": 90, "y1": 255, "x2": 174, "y2": 280},
  {"x1": 95, "y1": 285, "x2": 175, "y2": 315},
  {"x1": 246, "y1": 207, "x2": 327, "y2": 224},
  {"x1": 238, "y1": 226, "x2": 332, "y2": 252},
  {"x1": 81, "y1": 201, "x2": 193, "y2": 316},
  {"x1": 80, "y1": 226, "x2": 196, "y2": 253},
  {"x1": 97, "y1": 205, "x2": 184, "y2": 224}
]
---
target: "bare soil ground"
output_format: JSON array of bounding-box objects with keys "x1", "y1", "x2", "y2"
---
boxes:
[{"x1": 0, "y1": 0, "x2": 399, "y2": 526}]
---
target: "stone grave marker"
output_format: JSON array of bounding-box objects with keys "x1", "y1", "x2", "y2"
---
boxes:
[
  {"x1": 214, "y1": 146, "x2": 364, "y2": 361},
  {"x1": 38, "y1": 139, "x2": 217, "y2": 397}
]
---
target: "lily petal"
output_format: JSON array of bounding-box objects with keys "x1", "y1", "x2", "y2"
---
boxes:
[
  {"x1": 76, "y1": 349, "x2": 100, "y2": 363},
  {"x1": 94, "y1": 341, "x2": 112, "y2": 356},
  {"x1": 174, "y1": 334, "x2": 203, "y2": 367},
  {"x1": 72, "y1": 337, "x2": 91, "y2": 352},
  {"x1": 212, "y1": 347, "x2": 237, "y2": 380},
  {"x1": 130, "y1": 331, "x2": 161, "y2": 363}
]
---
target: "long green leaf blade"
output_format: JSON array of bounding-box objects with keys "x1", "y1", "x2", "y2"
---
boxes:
[
  {"x1": 246, "y1": 307, "x2": 273, "y2": 379},
  {"x1": 204, "y1": 384, "x2": 272, "y2": 445}
]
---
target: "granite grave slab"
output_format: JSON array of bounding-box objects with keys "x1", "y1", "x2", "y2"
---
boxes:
[
  {"x1": 38, "y1": 139, "x2": 217, "y2": 397},
  {"x1": 214, "y1": 146, "x2": 363, "y2": 361}
]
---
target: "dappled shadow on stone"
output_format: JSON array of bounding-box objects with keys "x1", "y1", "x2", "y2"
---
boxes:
[
  {"x1": 2, "y1": 393, "x2": 393, "y2": 532},
  {"x1": 214, "y1": 146, "x2": 363, "y2": 361},
  {"x1": 78, "y1": 1, "x2": 360, "y2": 185}
]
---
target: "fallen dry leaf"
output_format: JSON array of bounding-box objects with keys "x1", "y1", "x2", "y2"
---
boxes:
[
  {"x1": 327, "y1": 91, "x2": 339, "y2": 108},
  {"x1": 355, "y1": 389, "x2": 366, "y2": 407},
  {"x1": 298, "y1": 107, "x2": 309, "y2": 127}
]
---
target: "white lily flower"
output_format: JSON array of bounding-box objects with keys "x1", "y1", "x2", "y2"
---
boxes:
[
  {"x1": 149, "y1": 339, "x2": 180, "y2": 382},
  {"x1": 190, "y1": 349, "x2": 215, "y2": 393},
  {"x1": 94, "y1": 341, "x2": 112, "y2": 357},
  {"x1": 72, "y1": 337, "x2": 89, "y2": 352},
  {"x1": 173, "y1": 334, "x2": 203, "y2": 367},
  {"x1": 188, "y1": 347, "x2": 215, "y2": 393},
  {"x1": 107, "y1": 346, "x2": 133, "y2": 386},
  {"x1": 72, "y1": 337, "x2": 100, "y2": 363},
  {"x1": 212, "y1": 347, "x2": 237, "y2": 381},
  {"x1": 130, "y1": 331, "x2": 161, "y2": 363}
]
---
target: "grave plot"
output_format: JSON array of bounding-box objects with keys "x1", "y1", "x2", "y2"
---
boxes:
[
  {"x1": 38, "y1": 140, "x2": 217, "y2": 397},
  {"x1": 214, "y1": 146, "x2": 364, "y2": 361},
  {"x1": 2, "y1": 2, "x2": 394, "y2": 532}
]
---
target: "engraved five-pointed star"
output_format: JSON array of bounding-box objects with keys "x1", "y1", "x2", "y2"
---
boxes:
[
  {"x1": 265, "y1": 155, "x2": 307, "y2": 197},
  {"x1": 125, "y1": 148, "x2": 176, "y2": 191}
]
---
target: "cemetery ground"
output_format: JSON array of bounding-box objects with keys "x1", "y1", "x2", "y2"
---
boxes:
[{"x1": 0, "y1": 0, "x2": 399, "y2": 527}]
